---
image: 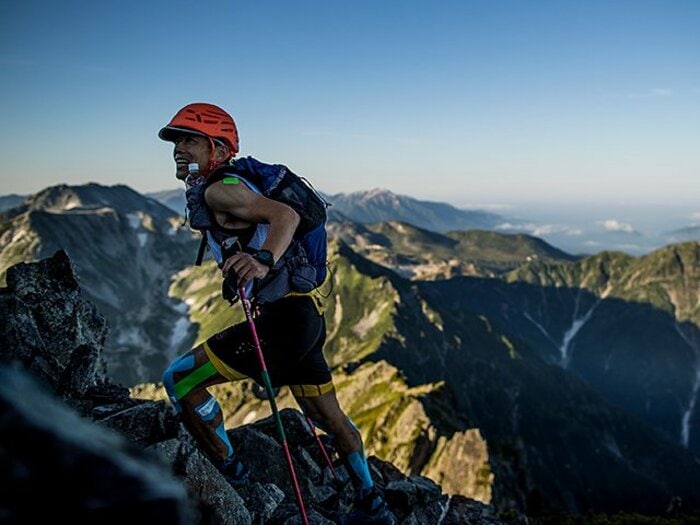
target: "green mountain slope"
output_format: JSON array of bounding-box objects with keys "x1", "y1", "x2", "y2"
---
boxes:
[
  {"x1": 440, "y1": 242, "x2": 700, "y2": 454},
  {"x1": 328, "y1": 221, "x2": 576, "y2": 279}
]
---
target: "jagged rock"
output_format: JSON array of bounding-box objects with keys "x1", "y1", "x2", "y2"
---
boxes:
[
  {"x1": 152, "y1": 436, "x2": 253, "y2": 525},
  {"x1": 0, "y1": 250, "x2": 109, "y2": 393},
  {"x1": 270, "y1": 503, "x2": 336, "y2": 524},
  {"x1": 98, "y1": 399, "x2": 180, "y2": 446},
  {"x1": 422, "y1": 429, "x2": 493, "y2": 504},
  {"x1": 0, "y1": 363, "x2": 194, "y2": 523},
  {"x1": 237, "y1": 482, "x2": 286, "y2": 523},
  {"x1": 386, "y1": 475, "x2": 443, "y2": 509},
  {"x1": 441, "y1": 495, "x2": 506, "y2": 525}
]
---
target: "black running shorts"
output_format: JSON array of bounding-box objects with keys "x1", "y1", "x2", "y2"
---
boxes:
[{"x1": 203, "y1": 295, "x2": 333, "y2": 392}]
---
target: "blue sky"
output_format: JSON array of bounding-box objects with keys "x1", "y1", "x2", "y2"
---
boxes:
[{"x1": 1, "y1": 0, "x2": 698, "y2": 211}]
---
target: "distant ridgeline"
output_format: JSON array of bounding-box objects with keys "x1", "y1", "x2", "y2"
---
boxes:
[
  {"x1": 1, "y1": 182, "x2": 699, "y2": 520},
  {"x1": 143, "y1": 186, "x2": 506, "y2": 232}
]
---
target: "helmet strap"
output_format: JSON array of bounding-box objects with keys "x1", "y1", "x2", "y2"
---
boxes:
[
  {"x1": 206, "y1": 137, "x2": 221, "y2": 173},
  {"x1": 206, "y1": 137, "x2": 232, "y2": 174}
]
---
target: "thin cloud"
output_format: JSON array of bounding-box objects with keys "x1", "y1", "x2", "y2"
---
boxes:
[
  {"x1": 597, "y1": 219, "x2": 638, "y2": 234},
  {"x1": 607, "y1": 88, "x2": 674, "y2": 99},
  {"x1": 690, "y1": 212, "x2": 700, "y2": 221},
  {"x1": 586, "y1": 240, "x2": 645, "y2": 254},
  {"x1": 625, "y1": 88, "x2": 673, "y2": 99},
  {"x1": 459, "y1": 203, "x2": 513, "y2": 211},
  {"x1": 497, "y1": 222, "x2": 582, "y2": 237}
]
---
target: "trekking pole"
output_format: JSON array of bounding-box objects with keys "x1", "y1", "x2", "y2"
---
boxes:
[
  {"x1": 303, "y1": 415, "x2": 339, "y2": 481},
  {"x1": 238, "y1": 285, "x2": 309, "y2": 525}
]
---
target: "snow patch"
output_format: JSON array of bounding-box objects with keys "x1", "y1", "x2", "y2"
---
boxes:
[
  {"x1": 523, "y1": 312, "x2": 559, "y2": 348},
  {"x1": 603, "y1": 433, "x2": 623, "y2": 460},
  {"x1": 173, "y1": 302, "x2": 189, "y2": 314},
  {"x1": 352, "y1": 307, "x2": 382, "y2": 338},
  {"x1": 116, "y1": 327, "x2": 144, "y2": 346},
  {"x1": 11, "y1": 229, "x2": 25, "y2": 243},
  {"x1": 559, "y1": 297, "x2": 602, "y2": 367},
  {"x1": 137, "y1": 232, "x2": 148, "y2": 247},
  {"x1": 169, "y1": 301, "x2": 191, "y2": 351},
  {"x1": 681, "y1": 370, "x2": 700, "y2": 448},
  {"x1": 676, "y1": 323, "x2": 700, "y2": 448},
  {"x1": 91, "y1": 283, "x2": 121, "y2": 309},
  {"x1": 126, "y1": 212, "x2": 142, "y2": 230}
]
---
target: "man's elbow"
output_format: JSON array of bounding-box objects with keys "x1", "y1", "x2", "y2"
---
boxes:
[{"x1": 283, "y1": 206, "x2": 301, "y2": 231}]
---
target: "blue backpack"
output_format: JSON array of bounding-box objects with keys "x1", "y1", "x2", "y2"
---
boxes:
[{"x1": 187, "y1": 156, "x2": 330, "y2": 292}]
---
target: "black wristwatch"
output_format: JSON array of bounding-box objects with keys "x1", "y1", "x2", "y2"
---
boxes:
[{"x1": 253, "y1": 249, "x2": 275, "y2": 269}]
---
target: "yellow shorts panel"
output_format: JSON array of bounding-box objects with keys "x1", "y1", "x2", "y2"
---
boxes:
[{"x1": 203, "y1": 341, "x2": 248, "y2": 382}]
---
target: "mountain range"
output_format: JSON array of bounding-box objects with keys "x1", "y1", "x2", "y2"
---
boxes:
[
  {"x1": 7, "y1": 186, "x2": 697, "y2": 257},
  {"x1": 1, "y1": 182, "x2": 699, "y2": 521},
  {"x1": 139, "y1": 187, "x2": 505, "y2": 234}
]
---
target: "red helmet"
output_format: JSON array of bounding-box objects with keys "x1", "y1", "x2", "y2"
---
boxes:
[{"x1": 159, "y1": 102, "x2": 239, "y2": 156}]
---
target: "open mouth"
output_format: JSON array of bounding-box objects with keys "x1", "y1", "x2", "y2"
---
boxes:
[{"x1": 175, "y1": 156, "x2": 191, "y2": 168}]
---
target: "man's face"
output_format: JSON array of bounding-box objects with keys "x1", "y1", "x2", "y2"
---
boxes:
[{"x1": 172, "y1": 134, "x2": 211, "y2": 181}]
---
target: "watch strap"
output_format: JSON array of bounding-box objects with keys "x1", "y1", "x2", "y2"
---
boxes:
[{"x1": 253, "y1": 249, "x2": 275, "y2": 269}]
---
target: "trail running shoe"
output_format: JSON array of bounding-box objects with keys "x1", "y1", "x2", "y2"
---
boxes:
[
  {"x1": 340, "y1": 488, "x2": 395, "y2": 525},
  {"x1": 217, "y1": 455, "x2": 250, "y2": 488}
]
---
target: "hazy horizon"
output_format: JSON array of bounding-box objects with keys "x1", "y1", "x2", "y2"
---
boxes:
[{"x1": 3, "y1": 177, "x2": 696, "y2": 257}]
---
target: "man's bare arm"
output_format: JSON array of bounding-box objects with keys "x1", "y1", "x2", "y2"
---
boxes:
[{"x1": 205, "y1": 180, "x2": 300, "y2": 284}]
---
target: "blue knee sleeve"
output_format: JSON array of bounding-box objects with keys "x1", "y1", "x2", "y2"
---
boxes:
[{"x1": 162, "y1": 354, "x2": 195, "y2": 413}]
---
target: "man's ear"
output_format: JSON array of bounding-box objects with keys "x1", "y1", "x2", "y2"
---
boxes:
[{"x1": 213, "y1": 143, "x2": 231, "y2": 162}]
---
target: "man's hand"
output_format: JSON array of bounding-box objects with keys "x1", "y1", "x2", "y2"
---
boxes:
[{"x1": 222, "y1": 252, "x2": 270, "y2": 287}]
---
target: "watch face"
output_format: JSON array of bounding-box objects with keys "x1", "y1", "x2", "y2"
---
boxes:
[{"x1": 255, "y1": 250, "x2": 274, "y2": 267}]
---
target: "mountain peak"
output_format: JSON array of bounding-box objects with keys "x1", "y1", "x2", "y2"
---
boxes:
[
  {"x1": 327, "y1": 188, "x2": 503, "y2": 232},
  {"x1": 366, "y1": 187, "x2": 395, "y2": 197},
  {"x1": 23, "y1": 182, "x2": 178, "y2": 221}
]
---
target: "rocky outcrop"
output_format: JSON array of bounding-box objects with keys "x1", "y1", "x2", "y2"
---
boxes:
[{"x1": 0, "y1": 251, "x2": 511, "y2": 524}]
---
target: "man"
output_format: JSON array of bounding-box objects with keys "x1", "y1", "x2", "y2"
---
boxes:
[{"x1": 159, "y1": 102, "x2": 394, "y2": 525}]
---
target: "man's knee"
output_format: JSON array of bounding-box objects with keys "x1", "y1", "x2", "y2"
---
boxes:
[{"x1": 162, "y1": 352, "x2": 196, "y2": 413}]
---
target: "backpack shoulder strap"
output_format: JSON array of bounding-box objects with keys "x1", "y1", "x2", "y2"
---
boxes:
[
  {"x1": 195, "y1": 234, "x2": 209, "y2": 266},
  {"x1": 189, "y1": 165, "x2": 244, "y2": 266},
  {"x1": 204, "y1": 165, "x2": 235, "y2": 188}
]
